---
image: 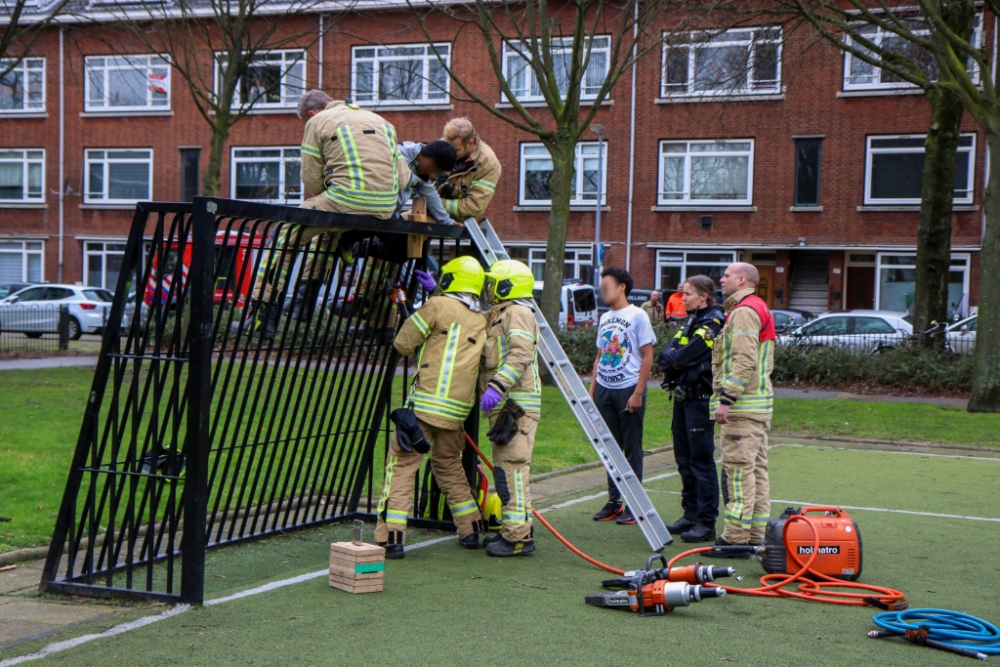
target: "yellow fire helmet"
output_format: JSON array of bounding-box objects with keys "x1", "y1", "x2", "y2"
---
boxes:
[
  {"x1": 486, "y1": 259, "x2": 535, "y2": 301},
  {"x1": 439, "y1": 255, "x2": 486, "y2": 296},
  {"x1": 483, "y1": 493, "x2": 503, "y2": 532}
]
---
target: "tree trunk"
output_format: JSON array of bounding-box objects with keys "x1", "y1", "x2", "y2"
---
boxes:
[
  {"x1": 912, "y1": 88, "x2": 965, "y2": 346},
  {"x1": 201, "y1": 117, "x2": 230, "y2": 196},
  {"x1": 968, "y1": 131, "x2": 1000, "y2": 412},
  {"x1": 540, "y1": 142, "x2": 577, "y2": 328}
]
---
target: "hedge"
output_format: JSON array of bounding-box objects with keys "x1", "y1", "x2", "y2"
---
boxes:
[{"x1": 555, "y1": 326, "x2": 972, "y2": 393}]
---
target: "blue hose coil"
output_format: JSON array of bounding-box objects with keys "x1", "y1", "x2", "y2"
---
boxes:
[{"x1": 873, "y1": 608, "x2": 1000, "y2": 655}]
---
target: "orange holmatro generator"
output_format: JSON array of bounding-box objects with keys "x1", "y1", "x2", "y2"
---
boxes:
[{"x1": 761, "y1": 506, "x2": 863, "y2": 581}]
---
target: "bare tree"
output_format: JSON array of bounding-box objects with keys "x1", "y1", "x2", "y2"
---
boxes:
[
  {"x1": 2, "y1": 0, "x2": 72, "y2": 79},
  {"x1": 399, "y1": 0, "x2": 720, "y2": 324},
  {"x1": 775, "y1": 0, "x2": 999, "y2": 411},
  {"x1": 78, "y1": 0, "x2": 347, "y2": 195}
]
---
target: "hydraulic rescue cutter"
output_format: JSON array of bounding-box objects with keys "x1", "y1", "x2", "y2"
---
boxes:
[{"x1": 586, "y1": 555, "x2": 736, "y2": 616}]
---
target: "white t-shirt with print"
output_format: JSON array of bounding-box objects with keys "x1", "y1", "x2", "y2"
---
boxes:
[{"x1": 594, "y1": 305, "x2": 657, "y2": 390}]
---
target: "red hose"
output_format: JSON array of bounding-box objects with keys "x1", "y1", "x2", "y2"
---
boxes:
[{"x1": 462, "y1": 431, "x2": 906, "y2": 606}]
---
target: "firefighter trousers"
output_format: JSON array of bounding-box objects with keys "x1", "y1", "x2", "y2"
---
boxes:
[
  {"x1": 251, "y1": 194, "x2": 351, "y2": 303},
  {"x1": 719, "y1": 417, "x2": 770, "y2": 544},
  {"x1": 374, "y1": 417, "x2": 485, "y2": 546},
  {"x1": 489, "y1": 413, "x2": 536, "y2": 543}
]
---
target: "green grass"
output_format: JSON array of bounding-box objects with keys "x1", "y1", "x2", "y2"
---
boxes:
[
  {"x1": 3, "y1": 443, "x2": 998, "y2": 666},
  {"x1": 3, "y1": 366, "x2": 1000, "y2": 553}
]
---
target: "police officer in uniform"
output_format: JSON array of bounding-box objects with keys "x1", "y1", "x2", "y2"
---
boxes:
[
  {"x1": 659, "y1": 275, "x2": 724, "y2": 543},
  {"x1": 374, "y1": 256, "x2": 488, "y2": 559}
]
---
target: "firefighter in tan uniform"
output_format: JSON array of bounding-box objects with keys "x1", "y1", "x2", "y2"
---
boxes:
[
  {"x1": 708, "y1": 263, "x2": 776, "y2": 556},
  {"x1": 439, "y1": 118, "x2": 502, "y2": 221},
  {"x1": 374, "y1": 256, "x2": 488, "y2": 559},
  {"x1": 244, "y1": 90, "x2": 409, "y2": 338},
  {"x1": 477, "y1": 260, "x2": 541, "y2": 557}
]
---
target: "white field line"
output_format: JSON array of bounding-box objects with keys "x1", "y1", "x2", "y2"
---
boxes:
[{"x1": 775, "y1": 442, "x2": 1000, "y2": 462}]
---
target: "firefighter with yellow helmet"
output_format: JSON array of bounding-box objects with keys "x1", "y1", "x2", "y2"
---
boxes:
[
  {"x1": 374, "y1": 256, "x2": 488, "y2": 559},
  {"x1": 479, "y1": 260, "x2": 541, "y2": 557}
]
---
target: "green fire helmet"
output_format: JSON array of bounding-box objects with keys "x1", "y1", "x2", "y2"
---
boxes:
[
  {"x1": 439, "y1": 255, "x2": 485, "y2": 296},
  {"x1": 486, "y1": 259, "x2": 534, "y2": 301}
]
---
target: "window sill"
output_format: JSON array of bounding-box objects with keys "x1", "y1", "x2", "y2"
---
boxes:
[
  {"x1": 837, "y1": 89, "x2": 925, "y2": 98},
  {"x1": 655, "y1": 93, "x2": 784, "y2": 104},
  {"x1": 240, "y1": 107, "x2": 298, "y2": 115},
  {"x1": 857, "y1": 204, "x2": 979, "y2": 212},
  {"x1": 652, "y1": 205, "x2": 756, "y2": 212},
  {"x1": 80, "y1": 110, "x2": 173, "y2": 118},
  {"x1": 789, "y1": 205, "x2": 823, "y2": 212},
  {"x1": 514, "y1": 205, "x2": 610, "y2": 212},
  {"x1": 0, "y1": 202, "x2": 47, "y2": 209},
  {"x1": 79, "y1": 204, "x2": 139, "y2": 210},
  {"x1": 357, "y1": 103, "x2": 454, "y2": 112},
  {"x1": 0, "y1": 112, "x2": 48, "y2": 119},
  {"x1": 495, "y1": 99, "x2": 613, "y2": 109}
]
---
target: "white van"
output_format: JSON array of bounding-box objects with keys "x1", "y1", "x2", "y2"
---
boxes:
[{"x1": 533, "y1": 281, "x2": 598, "y2": 329}]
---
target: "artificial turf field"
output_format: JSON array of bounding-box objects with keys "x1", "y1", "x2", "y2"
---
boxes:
[{"x1": 3, "y1": 442, "x2": 1000, "y2": 667}]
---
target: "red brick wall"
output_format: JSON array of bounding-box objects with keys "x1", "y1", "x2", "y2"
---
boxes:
[{"x1": 0, "y1": 9, "x2": 987, "y2": 299}]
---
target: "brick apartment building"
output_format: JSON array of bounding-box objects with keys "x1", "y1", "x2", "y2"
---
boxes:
[{"x1": 0, "y1": 5, "x2": 987, "y2": 315}]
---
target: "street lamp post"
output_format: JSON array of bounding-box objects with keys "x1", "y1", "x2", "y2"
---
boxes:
[{"x1": 591, "y1": 124, "x2": 605, "y2": 290}]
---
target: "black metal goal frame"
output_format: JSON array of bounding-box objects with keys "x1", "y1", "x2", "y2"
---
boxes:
[{"x1": 39, "y1": 196, "x2": 475, "y2": 604}]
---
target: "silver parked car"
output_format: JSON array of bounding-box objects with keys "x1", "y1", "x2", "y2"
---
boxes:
[
  {"x1": 946, "y1": 315, "x2": 977, "y2": 355},
  {"x1": 778, "y1": 310, "x2": 913, "y2": 353},
  {"x1": 0, "y1": 284, "x2": 114, "y2": 340}
]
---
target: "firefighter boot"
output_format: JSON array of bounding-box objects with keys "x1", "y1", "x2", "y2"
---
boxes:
[
  {"x1": 486, "y1": 535, "x2": 535, "y2": 557},
  {"x1": 230, "y1": 299, "x2": 259, "y2": 334},
  {"x1": 251, "y1": 303, "x2": 279, "y2": 340},
  {"x1": 290, "y1": 279, "x2": 323, "y2": 322}
]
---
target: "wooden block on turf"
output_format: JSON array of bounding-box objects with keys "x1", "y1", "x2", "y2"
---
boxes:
[{"x1": 329, "y1": 541, "x2": 385, "y2": 594}]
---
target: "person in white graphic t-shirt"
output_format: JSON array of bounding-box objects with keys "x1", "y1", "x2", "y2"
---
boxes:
[{"x1": 588, "y1": 267, "x2": 656, "y2": 526}]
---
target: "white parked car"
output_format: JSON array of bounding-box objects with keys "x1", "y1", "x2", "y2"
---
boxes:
[
  {"x1": 0, "y1": 284, "x2": 114, "y2": 340},
  {"x1": 947, "y1": 315, "x2": 977, "y2": 354},
  {"x1": 778, "y1": 310, "x2": 913, "y2": 353},
  {"x1": 533, "y1": 281, "x2": 598, "y2": 328}
]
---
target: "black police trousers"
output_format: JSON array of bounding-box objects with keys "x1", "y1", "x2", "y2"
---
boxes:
[{"x1": 671, "y1": 397, "x2": 720, "y2": 526}]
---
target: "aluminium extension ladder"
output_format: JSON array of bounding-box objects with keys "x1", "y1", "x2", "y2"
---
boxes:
[{"x1": 465, "y1": 218, "x2": 673, "y2": 552}]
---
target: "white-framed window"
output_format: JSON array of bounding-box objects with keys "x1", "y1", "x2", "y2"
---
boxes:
[
  {"x1": 844, "y1": 15, "x2": 982, "y2": 90},
  {"x1": 84, "y1": 241, "x2": 126, "y2": 289},
  {"x1": 230, "y1": 147, "x2": 302, "y2": 204},
  {"x1": 0, "y1": 149, "x2": 44, "y2": 202},
  {"x1": 0, "y1": 58, "x2": 45, "y2": 113},
  {"x1": 218, "y1": 50, "x2": 305, "y2": 109},
  {"x1": 84, "y1": 55, "x2": 170, "y2": 112},
  {"x1": 352, "y1": 43, "x2": 450, "y2": 105},
  {"x1": 519, "y1": 142, "x2": 607, "y2": 206},
  {"x1": 661, "y1": 27, "x2": 781, "y2": 97},
  {"x1": 502, "y1": 36, "x2": 610, "y2": 103},
  {"x1": 508, "y1": 244, "x2": 594, "y2": 284},
  {"x1": 658, "y1": 139, "x2": 754, "y2": 206},
  {"x1": 655, "y1": 249, "x2": 736, "y2": 290},
  {"x1": 864, "y1": 134, "x2": 975, "y2": 205},
  {"x1": 84, "y1": 149, "x2": 153, "y2": 204},
  {"x1": 0, "y1": 240, "x2": 44, "y2": 283},
  {"x1": 876, "y1": 252, "x2": 970, "y2": 314}
]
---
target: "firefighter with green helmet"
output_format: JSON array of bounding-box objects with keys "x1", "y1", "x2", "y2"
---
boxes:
[
  {"x1": 478, "y1": 259, "x2": 541, "y2": 557},
  {"x1": 374, "y1": 256, "x2": 488, "y2": 559}
]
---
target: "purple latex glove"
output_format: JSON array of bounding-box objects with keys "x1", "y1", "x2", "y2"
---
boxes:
[
  {"x1": 414, "y1": 269, "x2": 437, "y2": 293},
  {"x1": 481, "y1": 386, "x2": 503, "y2": 412}
]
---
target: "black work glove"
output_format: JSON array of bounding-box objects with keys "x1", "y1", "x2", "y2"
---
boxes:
[
  {"x1": 390, "y1": 408, "x2": 430, "y2": 454},
  {"x1": 437, "y1": 182, "x2": 456, "y2": 199}
]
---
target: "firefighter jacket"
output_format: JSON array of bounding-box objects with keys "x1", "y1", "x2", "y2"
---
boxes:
[
  {"x1": 395, "y1": 295, "x2": 487, "y2": 430},
  {"x1": 710, "y1": 288, "x2": 775, "y2": 420},
  {"x1": 641, "y1": 300, "x2": 665, "y2": 325},
  {"x1": 479, "y1": 300, "x2": 541, "y2": 417},
  {"x1": 659, "y1": 305, "x2": 725, "y2": 396},
  {"x1": 300, "y1": 101, "x2": 410, "y2": 218},
  {"x1": 440, "y1": 140, "x2": 501, "y2": 221}
]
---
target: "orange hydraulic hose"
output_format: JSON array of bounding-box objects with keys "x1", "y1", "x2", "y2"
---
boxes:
[{"x1": 462, "y1": 431, "x2": 906, "y2": 607}]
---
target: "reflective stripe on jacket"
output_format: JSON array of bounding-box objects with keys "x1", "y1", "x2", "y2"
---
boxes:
[
  {"x1": 480, "y1": 301, "x2": 541, "y2": 417},
  {"x1": 300, "y1": 101, "x2": 410, "y2": 218},
  {"x1": 441, "y1": 140, "x2": 501, "y2": 221},
  {"x1": 395, "y1": 295, "x2": 486, "y2": 429},
  {"x1": 710, "y1": 288, "x2": 774, "y2": 418}
]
